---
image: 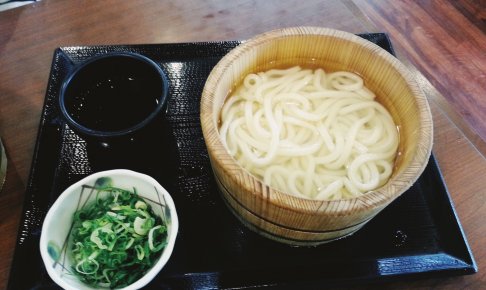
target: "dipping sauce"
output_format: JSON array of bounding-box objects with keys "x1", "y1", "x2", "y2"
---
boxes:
[
  {"x1": 59, "y1": 53, "x2": 168, "y2": 136},
  {"x1": 65, "y1": 75, "x2": 161, "y2": 132}
]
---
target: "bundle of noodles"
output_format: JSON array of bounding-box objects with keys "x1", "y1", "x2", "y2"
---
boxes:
[{"x1": 219, "y1": 66, "x2": 399, "y2": 201}]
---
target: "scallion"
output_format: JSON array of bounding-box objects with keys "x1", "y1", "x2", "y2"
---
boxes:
[{"x1": 69, "y1": 186, "x2": 168, "y2": 289}]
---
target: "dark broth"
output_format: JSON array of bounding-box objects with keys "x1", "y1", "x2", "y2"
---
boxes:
[{"x1": 66, "y1": 75, "x2": 160, "y2": 132}]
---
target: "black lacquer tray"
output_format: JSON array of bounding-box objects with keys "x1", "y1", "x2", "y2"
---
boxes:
[{"x1": 8, "y1": 34, "x2": 477, "y2": 290}]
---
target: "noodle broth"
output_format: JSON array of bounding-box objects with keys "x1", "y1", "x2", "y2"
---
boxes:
[{"x1": 218, "y1": 63, "x2": 401, "y2": 201}]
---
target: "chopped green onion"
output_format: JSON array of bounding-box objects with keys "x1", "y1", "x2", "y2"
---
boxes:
[
  {"x1": 69, "y1": 186, "x2": 168, "y2": 288},
  {"x1": 135, "y1": 200, "x2": 147, "y2": 210},
  {"x1": 135, "y1": 245, "x2": 145, "y2": 260}
]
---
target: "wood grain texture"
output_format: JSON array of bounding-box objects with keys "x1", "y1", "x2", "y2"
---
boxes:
[
  {"x1": 0, "y1": 0, "x2": 485, "y2": 288},
  {"x1": 354, "y1": 0, "x2": 486, "y2": 156}
]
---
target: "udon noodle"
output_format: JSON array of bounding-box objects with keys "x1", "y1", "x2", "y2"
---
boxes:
[{"x1": 219, "y1": 66, "x2": 399, "y2": 200}]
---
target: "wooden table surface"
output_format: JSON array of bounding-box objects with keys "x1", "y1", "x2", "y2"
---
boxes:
[{"x1": 0, "y1": 0, "x2": 484, "y2": 289}]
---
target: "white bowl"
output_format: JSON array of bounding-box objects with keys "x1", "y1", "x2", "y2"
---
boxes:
[{"x1": 39, "y1": 169, "x2": 179, "y2": 290}]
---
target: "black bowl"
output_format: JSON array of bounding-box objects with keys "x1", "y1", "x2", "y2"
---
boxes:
[
  {"x1": 58, "y1": 52, "x2": 173, "y2": 171},
  {"x1": 59, "y1": 52, "x2": 169, "y2": 146}
]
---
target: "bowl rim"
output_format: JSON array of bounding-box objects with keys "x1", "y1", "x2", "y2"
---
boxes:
[
  {"x1": 200, "y1": 26, "x2": 433, "y2": 216},
  {"x1": 39, "y1": 169, "x2": 179, "y2": 290},
  {"x1": 58, "y1": 52, "x2": 170, "y2": 138}
]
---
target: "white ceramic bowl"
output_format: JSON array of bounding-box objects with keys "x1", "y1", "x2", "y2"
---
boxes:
[{"x1": 39, "y1": 169, "x2": 178, "y2": 290}]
